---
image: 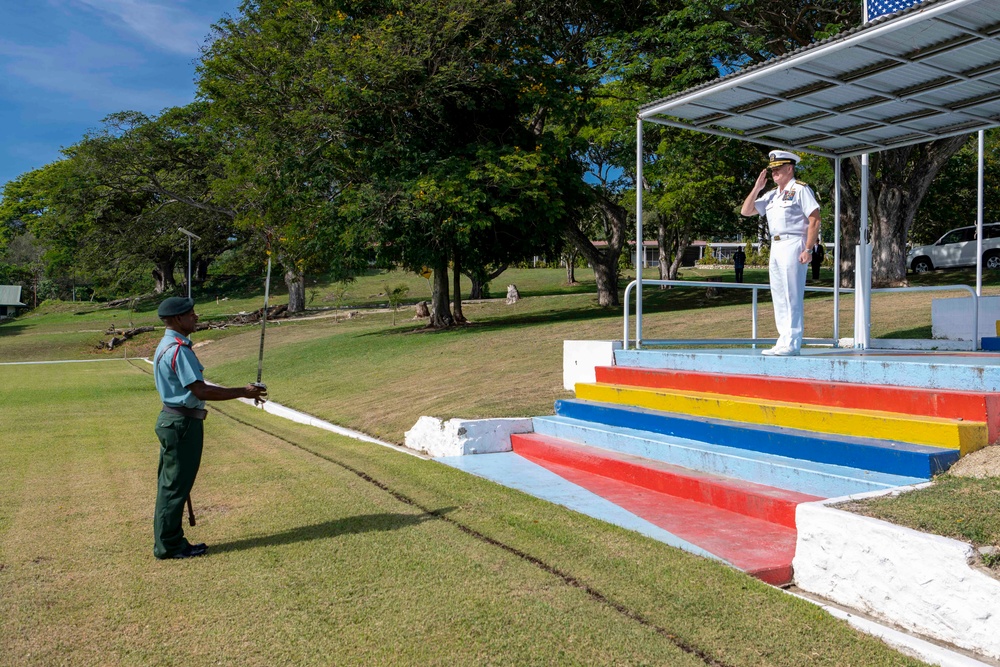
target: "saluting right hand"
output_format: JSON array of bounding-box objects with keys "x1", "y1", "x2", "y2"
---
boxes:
[{"x1": 754, "y1": 168, "x2": 769, "y2": 191}]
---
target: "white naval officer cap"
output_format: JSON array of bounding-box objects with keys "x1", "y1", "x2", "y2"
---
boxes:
[{"x1": 767, "y1": 150, "x2": 800, "y2": 168}]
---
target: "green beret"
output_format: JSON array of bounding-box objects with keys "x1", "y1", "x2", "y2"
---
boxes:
[{"x1": 157, "y1": 297, "x2": 195, "y2": 319}]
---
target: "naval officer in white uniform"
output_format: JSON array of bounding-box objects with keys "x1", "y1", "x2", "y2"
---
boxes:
[{"x1": 740, "y1": 150, "x2": 821, "y2": 356}]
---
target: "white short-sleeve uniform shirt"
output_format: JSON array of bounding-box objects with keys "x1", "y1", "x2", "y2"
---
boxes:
[{"x1": 754, "y1": 179, "x2": 819, "y2": 238}]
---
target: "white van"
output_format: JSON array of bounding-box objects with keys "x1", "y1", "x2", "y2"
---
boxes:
[{"x1": 907, "y1": 222, "x2": 1000, "y2": 273}]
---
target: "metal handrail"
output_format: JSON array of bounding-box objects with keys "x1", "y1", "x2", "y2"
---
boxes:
[
  {"x1": 623, "y1": 279, "x2": 981, "y2": 351},
  {"x1": 623, "y1": 279, "x2": 850, "y2": 350}
]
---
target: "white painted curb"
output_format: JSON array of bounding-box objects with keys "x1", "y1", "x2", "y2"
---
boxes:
[
  {"x1": 563, "y1": 340, "x2": 621, "y2": 391},
  {"x1": 794, "y1": 486, "x2": 1000, "y2": 660},
  {"x1": 236, "y1": 397, "x2": 423, "y2": 458},
  {"x1": 786, "y1": 591, "x2": 993, "y2": 667},
  {"x1": 404, "y1": 416, "x2": 534, "y2": 457}
]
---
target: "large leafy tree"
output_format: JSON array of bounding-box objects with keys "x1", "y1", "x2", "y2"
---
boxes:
[
  {"x1": 910, "y1": 130, "x2": 1000, "y2": 245},
  {"x1": 202, "y1": 0, "x2": 590, "y2": 325},
  {"x1": 682, "y1": 0, "x2": 970, "y2": 287},
  {"x1": 553, "y1": 0, "x2": 768, "y2": 306},
  {"x1": 69, "y1": 107, "x2": 238, "y2": 294}
]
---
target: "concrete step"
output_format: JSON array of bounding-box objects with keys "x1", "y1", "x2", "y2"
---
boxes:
[
  {"x1": 614, "y1": 348, "x2": 1000, "y2": 393},
  {"x1": 512, "y1": 434, "x2": 801, "y2": 585},
  {"x1": 596, "y1": 366, "x2": 1000, "y2": 445},
  {"x1": 574, "y1": 382, "x2": 986, "y2": 454},
  {"x1": 554, "y1": 399, "x2": 959, "y2": 479},
  {"x1": 512, "y1": 433, "x2": 821, "y2": 527},
  {"x1": 531, "y1": 415, "x2": 927, "y2": 498}
]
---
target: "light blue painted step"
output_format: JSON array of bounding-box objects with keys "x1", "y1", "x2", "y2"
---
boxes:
[
  {"x1": 532, "y1": 415, "x2": 925, "y2": 498},
  {"x1": 614, "y1": 348, "x2": 1000, "y2": 393},
  {"x1": 434, "y1": 452, "x2": 723, "y2": 562}
]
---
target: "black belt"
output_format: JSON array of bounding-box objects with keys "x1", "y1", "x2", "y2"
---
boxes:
[{"x1": 162, "y1": 404, "x2": 208, "y2": 420}]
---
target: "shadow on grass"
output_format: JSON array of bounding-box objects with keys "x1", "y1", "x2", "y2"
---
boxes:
[
  {"x1": 209, "y1": 509, "x2": 456, "y2": 555},
  {"x1": 881, "y1": 325, "x2": 933, "y2": 339},
  {"x1": 362, "y1": 304, "x2": 624, "y2": 338},
  {"x1": 0, "y1": 322, "x2": 30, "y2": 336}
]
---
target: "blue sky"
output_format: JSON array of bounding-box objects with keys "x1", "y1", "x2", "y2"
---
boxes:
[{"x1": 0, "y1": 0, "x2": 240, "y2": 188}]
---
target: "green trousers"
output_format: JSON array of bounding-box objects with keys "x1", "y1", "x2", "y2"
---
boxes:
[{"x1": 153, "y1": 411, "x2": 204, "y2": 559}]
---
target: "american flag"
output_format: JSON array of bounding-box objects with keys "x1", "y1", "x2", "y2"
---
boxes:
[{"x1": 866, "y1": 0, "x2": 927, "y2": 21}]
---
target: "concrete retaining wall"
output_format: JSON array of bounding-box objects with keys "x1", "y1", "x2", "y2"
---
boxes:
[
  {"x1": 563, "y1": 340, "x2": 621, "y2": 391},
  {"x1": 932, "y1": 295, "x2": 1000, "y2": 341},
  {"x1": 405, "y1": 417, "x2": 534, "y2": 457},
  {"x1": 794, "y1": 488, "x2": 1000, "y2": 660}
]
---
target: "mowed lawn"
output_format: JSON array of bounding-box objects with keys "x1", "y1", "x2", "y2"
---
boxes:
[{"x1": 0, "y1": 362, "x2": 924, "y2": 666}]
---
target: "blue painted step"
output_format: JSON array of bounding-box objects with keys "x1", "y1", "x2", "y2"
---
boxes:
[
  {"x1": 554, "y1": 399, "x2": 959, "y2": 479},
  {"x1": 532, "y1": 415, "x2": 926, "y2": 498}
]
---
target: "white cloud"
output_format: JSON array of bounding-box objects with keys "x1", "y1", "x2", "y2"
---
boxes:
[
  {"x1": 71, "y1": 0, "x2": 214, "y2": 55},
  {"x1": 0, "y1": 32, "x2": 189, "y2": 114}
]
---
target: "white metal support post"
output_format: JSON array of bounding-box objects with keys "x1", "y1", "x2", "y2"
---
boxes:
[
  {"x1": 635, "y1": 117, "x2": 645, "y2": 349},
  {"x1": 855, "y1": 153, "x2": 871, "y2": 348},
  {"x1": 977, "y1": 130, "x2": 985, "y2": 298},
  {"x1": 178, "y1": 227, "x2": 201, "y2": 301},
  {"x1": 834, "y1": 158, "x2": 841, "y2": 343}
]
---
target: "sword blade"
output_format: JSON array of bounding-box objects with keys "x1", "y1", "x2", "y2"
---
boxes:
[{"x1": 256, "y1": 255, "x2": 272, "y2": 384}]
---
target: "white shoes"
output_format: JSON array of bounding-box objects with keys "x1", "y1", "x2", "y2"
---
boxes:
[{"x1": 761, "y1": 346, "x2": 799, "y2": 356}]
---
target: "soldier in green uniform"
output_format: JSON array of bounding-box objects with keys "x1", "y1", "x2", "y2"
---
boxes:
[{"x1": 153, "y1": 297, "x2": 267, "y2": 559}]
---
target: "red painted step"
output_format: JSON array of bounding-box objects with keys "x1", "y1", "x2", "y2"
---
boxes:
[
  {"x1": 596, "y1": 366, "x2": 1000, "y2": 444},
  {"x1": 529, "y1": 455, "x2": 797, "y2": 585},
  {"x1": 512, "y1": 433, "x2": 820, "y2": 529}
]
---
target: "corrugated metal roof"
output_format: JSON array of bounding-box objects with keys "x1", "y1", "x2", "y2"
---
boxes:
[
  {"x1": 0, "y1": 285, "x2": 26, "y2": 307},
  {"x1": 639, "y1": 0, "x2": 1000, "y2": 157}
]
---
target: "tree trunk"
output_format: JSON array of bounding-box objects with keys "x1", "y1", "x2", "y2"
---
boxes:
[
  {"x1": 194, "y1": 258, "x2": 210, "y2": 285},
  {"x1": 452, "y1": 249, "x2": 466, "y2": 323},
  {"x1": 429, "y1": 260, "x2": 453, "y2": 328},
  {"x1": 465, "y1": 263, "x2": 507, "y2": 299},
  {"x1": 562, "y1": 197, "x2": 627, "y2": 308},
  {"x1": 564, "y1": 249, "x2": 577, "y2": 284},
  {"x1": 469, "y1": 275, "x2": 484, "y2": 300},
  {"x1": 837, "y1": 137, "x2": 969, "y2": 288},
  {"x1": 591, "y1": 261, "x2": 619, "y2": 306},
  {"x1": 657, "y1": 222, "x2": 670, "y2": 282},
  {"x1": 151, "y1": 258, "x2": 176, "y2": 294},
  {"x1": 669, "y1": 234, "x2": 690, "y2": 281},
  {"x1": 285, "y1": 267, "x2": 306, "y2": 313}
]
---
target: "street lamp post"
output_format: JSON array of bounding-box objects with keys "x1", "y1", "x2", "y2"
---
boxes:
[{"x1": 178, "y1": 227, "x2": 202, "y2": 300}]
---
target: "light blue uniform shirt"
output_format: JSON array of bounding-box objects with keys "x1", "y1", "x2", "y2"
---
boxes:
[{"x1": 153, "y1": 329, "x2": 206, "y2": 409}]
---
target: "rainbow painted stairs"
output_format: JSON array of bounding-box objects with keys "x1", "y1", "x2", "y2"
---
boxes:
[{"x1": 438, "y1": 351, "x2": 998, "y2": 586}]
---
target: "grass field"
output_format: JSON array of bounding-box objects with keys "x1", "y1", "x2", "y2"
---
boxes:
[
  {"x1": 0, "y1": 361, "x2": 925, "y2": 666},
  {"x1": 3, "y1": 264, "x2": 1000, "y2": 605}
]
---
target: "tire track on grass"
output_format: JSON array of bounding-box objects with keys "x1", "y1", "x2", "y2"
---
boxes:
[{"x1": 209, "y1": 403, "x2": 735, "y2": 667}]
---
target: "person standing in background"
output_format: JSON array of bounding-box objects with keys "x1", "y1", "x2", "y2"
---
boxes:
[{"x1": 733, "y1": 246, "x2": 746, "y2": 283}]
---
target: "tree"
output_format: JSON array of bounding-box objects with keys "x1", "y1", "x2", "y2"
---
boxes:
[
  {"x1": 681, "y1": 0, "x2": 970, "y2": 287},
  {"x1": 911, "y1": 131, "x2": 1000, "y2": 245},
  {"x1": 384, "y1": 283, "x2": 409, "y2": 326},
  {"x1": 202, "y1": 0, "x2": 586, "y2": 326},
  {"x1": 645, "y1": 131, "x2": 760, "y2": 281}
]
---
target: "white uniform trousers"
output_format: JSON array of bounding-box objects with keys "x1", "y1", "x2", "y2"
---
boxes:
[{"x1": 768, "y1": 236, "x2": 807, "y2": 351}]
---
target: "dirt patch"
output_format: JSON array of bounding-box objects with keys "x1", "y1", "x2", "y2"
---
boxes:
[{"x1": 948, "y1": 445, "x2": 1000, "y2": 479}]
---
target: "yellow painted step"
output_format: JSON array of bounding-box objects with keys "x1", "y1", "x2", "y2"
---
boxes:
[{"x1": 575, "y1": 383, "x2": 987, "y2": 455}]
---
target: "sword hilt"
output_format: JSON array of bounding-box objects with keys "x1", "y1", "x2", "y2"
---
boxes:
[{"x1": 252, "y1": 382, "x2": 268, "y2": 406}]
